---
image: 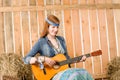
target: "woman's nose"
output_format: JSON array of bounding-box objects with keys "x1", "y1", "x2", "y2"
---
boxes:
[{"x1": 54, "y1": 27, "x2": 58, "y2": 31}]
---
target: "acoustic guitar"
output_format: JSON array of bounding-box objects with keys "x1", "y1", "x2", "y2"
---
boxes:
[{"x1": 32, "y1": 50, "x2": 102, "y2": 80}]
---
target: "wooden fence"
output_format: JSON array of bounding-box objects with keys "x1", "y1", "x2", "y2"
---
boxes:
[{"x1": 0, "y1": 0, "x2": 120, "y2": 79}]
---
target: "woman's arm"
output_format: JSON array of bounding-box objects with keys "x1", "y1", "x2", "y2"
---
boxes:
[{"x1": 23, "y1": 40, "x2": 41, "y2": 64}]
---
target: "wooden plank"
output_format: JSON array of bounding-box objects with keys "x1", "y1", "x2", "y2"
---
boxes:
[
  {"x1": 113, "y1": 9, "x2": 120, "y2": 56},
  {"x1": 80, "y1": 0, "x2": 93, "y2": 74},
  {"x1": 13, "y1": 12, "x2": 22, "y2": 55},
  {"x1": 95, "y1": 0, "x2": 109, "y2": 76},
  {"x1": 0, "y1": 12, "x2": 5, "y2": 53},
  {"x1": 106, "y1": 10, "x2": 117, "y2": 60},
  {"x1": 46, "y1": 0, "x2": 54, "y2": 15},
  {"x1": 12, "y1": 0, "x2": 22, "y2": 55},
  {"x1": 21, "y1": 12, "x2": 30, "y2": 55},
  {"x1": 29, "y1": 0, "x2": 36, "y2": 6},
  {"x1": 106, "y1": 0, "x2": 117, "y2": 60},
  {"x1": 98, "y1": 10, "x2": 110, "y2": 75},
  {"x1": 0, "y1": 0, "x2": 2, "y2": 7},
  {"x1": 113, "y1": 0, "x2": 120, "y2": 3},
  {"x1": 54, "y1": 0, "x2": 63, "y2": 36},
  {"x1": 21, "y1": 0, "x2": 30, "y2": 56},
  {"x1": 113, "y1": 1, "x2": 120, "y2": 57},
  {"x1": 29, "y1": 0, "x2": 38, "y2": 46},
  {"x1": 30, "y1": 11, "x2": 38, "y2": 46},
  {"x1": 71, "y1": 0, "x2": 83, "y2": 68},
  {"x1": 89, "y1": 9, "x2": 101, "y2": 74},
  {"x1": 0, "y1": 4, "x2": 120, "y2": 12},
  {"x1": 0, "y1": 0, "x2": 4, "y2": 53},
  {"x1": 3, "y1": 0, "x2": 11, "y2": 6},
  {"x1": 37, "y1": 0, "x2": 44, "y2": 6},
  {"x1": 88, "y1": 0, "x2": 101, "y2": 75},
  {"x1": 20, "y1": 0, "x2": 28, "y2": 6},
  {"x1": 63, "y1": 0, "x2": 74, "y2": 67},
  {"x1": 37, "y1": 0, "x2": 44, "y2": 37},
  {"x1": 12, "y1": 0, "x2": 20, "y2": 6},
  {"x1": 3, "y1": 0, "x2": 14, "y2": 53}
]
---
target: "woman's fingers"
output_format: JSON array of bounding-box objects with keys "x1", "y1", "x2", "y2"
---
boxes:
[
  {"x1": 45, "y1": 57, "x2": 56, "y2": 67},
  {"x1": 80, "y1": 56, "x2": 86, "y2": 62}
]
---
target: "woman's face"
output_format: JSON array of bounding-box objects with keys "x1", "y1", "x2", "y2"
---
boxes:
[{"x1": 48, "y1": 25, "x2": 59, "y2": 37}]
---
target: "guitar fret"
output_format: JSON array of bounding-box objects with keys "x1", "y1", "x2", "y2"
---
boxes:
[{"x1": 58, "y1": 54, "x2": 91, "y2": 66}]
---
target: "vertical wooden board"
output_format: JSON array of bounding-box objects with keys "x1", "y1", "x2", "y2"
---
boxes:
[
  {"x1": 0, "y1": 0, "x2": 2, "y2": 6},
  {"x1": 63, "y1": 0, "x2": 74, "y2": 67},
  {"x1": 20, "y1": 0, "x2": 28, "y2": 6},
  {"x1": 112, "y1": 0, "x2": 120, "y2": 3},
  {"x1": 95, "y1": 0, "x2": 104, "y2": 4},
  {"x1": 30, "y1": 11, "x2": 38, "y2": 46},
  {"x1": 98, "y1": 10, "x2": 109, "y2": 74},
  {"x1": 29, "y1": 0, "x2": 37, "y2": 46},
  {"x1": 87, "y1": 0, "x2": 95, "y2": 4},
  {"x1": 0, "y1": 0, "x2": 4, "y2": 53},
  {"x1": 20, "y1": 0, "x2": 30, "y2": 56},
  {"x1": 80, "y1": 0, "x2": 93, "y2": 74},
  {"x1": 12, "y1": 0, "x2": 20, "y2": 6},
  {"x1": 0, "y1": 12, "x2": 5, "y2": 53},
  {"x1": 114, "y1": 9, "x2": 120, "y2": 56},
  {"x1": 21, "y1": 12, "x2": 30, "y2": 55},
  {"x1": 37, "y1": 0, "x2": 44, "y2": 37},
  {"x1": 96, "y1": 0, "x2": 109, "y2": 75},
  {"x1": 81, "y1": 9, "x2": 93, "y2": 74},
  {"x1": 4, "y1": 12, "x2": 14, "y2": 53},
  {"x1": 3, "y1": 0, "x2": 11, "y2": 6},
  {"x1": 54, "y1": 0, "x2": 63, "y2": 36},
  {"x1": 113, "y1": 0, "x2": 120, "y2": 57},
  {"x1": 14, "y1": 12, "x2": 22, "y2": 55},
  {"x1": 88, "y1": 0, "x2": 101, "y2": 75},
  {"x1": 71, "y1": 0, "x2": 83, "y2": 68},
  {"x1": 106, "y1": 0, "x2": 117, "y2": 60},
  {"x1": 106, "y1": 10, "x2": 117, "y2": 60},
  {"x1": 89, "y1": 9, "x2": 101, "y2": 74},
  {"x1": 38, "y1": 11, "x2": 45, "y2": 37},
  {"x1": 37, "y1": 0, "x2": 44, "y2": 5},
  {"x1": 3, "y1": 0, "x2": 13, "y2": 53},
  {"x1": 29, "y1": 0, "x2": 36, "y2": 6},
  {"x1": 12, "y1": 0, "x2": 22, "y2": 55},
  {"x1": 46, "y1": 0, "x2": 54, "y2": 15}
]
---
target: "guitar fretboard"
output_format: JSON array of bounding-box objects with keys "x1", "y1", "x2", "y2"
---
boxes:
[{"x1": 58, "y1": 53, "x2": 91, "y2": 66}]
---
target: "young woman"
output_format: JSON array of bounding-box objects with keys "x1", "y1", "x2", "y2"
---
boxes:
[{"x1": 23, "y1": 15, "x2": 93, "y2": 80}]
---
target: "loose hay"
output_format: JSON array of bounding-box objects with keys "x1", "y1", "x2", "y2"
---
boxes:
[
  {"x1": 107, "y1": 56, "x2": 120, "y2": 80},
  {"x1": 0, "y1": 53, "x2": 33, "y2": 80}
]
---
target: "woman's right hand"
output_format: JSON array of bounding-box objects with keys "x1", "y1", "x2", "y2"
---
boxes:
[
  {"x1": 44, "y1": 57, "x2": 56, "y2": 67},
  {"x1": 30, "y1": 57, "x2": 38, "y2": 64}
]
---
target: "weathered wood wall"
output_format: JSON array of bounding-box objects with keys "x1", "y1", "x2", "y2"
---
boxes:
[{"x1": 0, "y1": 0, "x2": 120, "y2": 79}]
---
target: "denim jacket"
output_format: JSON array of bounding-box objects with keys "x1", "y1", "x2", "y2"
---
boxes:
[{"x1": 23, "y1": 36, "x2": 70, "y2": 64}]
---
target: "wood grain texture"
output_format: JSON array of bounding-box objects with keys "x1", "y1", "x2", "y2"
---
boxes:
[{"x1": 71, "y1": 0, "x2": 83, "y2": 68}]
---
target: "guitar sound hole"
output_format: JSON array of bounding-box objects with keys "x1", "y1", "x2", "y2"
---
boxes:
[{"x1": 53, "y1": 62, "x2": 60, "y2": 69}]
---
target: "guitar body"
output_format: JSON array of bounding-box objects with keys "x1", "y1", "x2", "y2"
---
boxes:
[
  {"x1": 32, "y1": 50, "x2": 102, "y2": 80},
  {"x1": 32, "y1": 54, "x2": 69, "y2": 80}
]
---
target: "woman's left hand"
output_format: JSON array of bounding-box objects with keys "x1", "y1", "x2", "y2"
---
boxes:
[{"x1": 80, "y1": 56, "x2": 87, "y2": 62}]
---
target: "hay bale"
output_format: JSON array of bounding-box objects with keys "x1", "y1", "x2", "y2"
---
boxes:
[
  {"x1": 107, "y1": 56, "x2": 120, "y2": 80},
  {"x1": 0, "y1": 53, "x2": 33, "y2": 80}
]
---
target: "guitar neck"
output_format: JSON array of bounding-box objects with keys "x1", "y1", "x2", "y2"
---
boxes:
[{"x1": 58, "y1": 53, "x2": 91, "y2": 66}]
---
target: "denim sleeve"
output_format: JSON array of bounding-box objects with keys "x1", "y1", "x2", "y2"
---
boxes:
[
  {"x1": 62, "y1": 37, "x2": 70, "y2": 59},
  {"x1": 23, "y1": 40, "x2": 41, "y2": 64}
]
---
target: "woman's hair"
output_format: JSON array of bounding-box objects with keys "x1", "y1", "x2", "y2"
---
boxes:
[{"x1": 40, "y1": 15, "x2": 60, "y2": 38}]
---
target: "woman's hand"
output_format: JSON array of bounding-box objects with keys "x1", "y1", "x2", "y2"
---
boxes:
[
  {"x1": 80, "y1": 56, "x2": 87, "y2": 62},
  {"x1": 44, "y1": 57, "x2": 56, "y2": 67},
  {"x1": 30, "y1": 57, "x2": 38, "y2": 64}
]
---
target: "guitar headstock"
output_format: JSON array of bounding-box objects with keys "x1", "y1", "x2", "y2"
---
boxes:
[{"x1": 90, "y1": 50, "x2": 102, "y2": 56}]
